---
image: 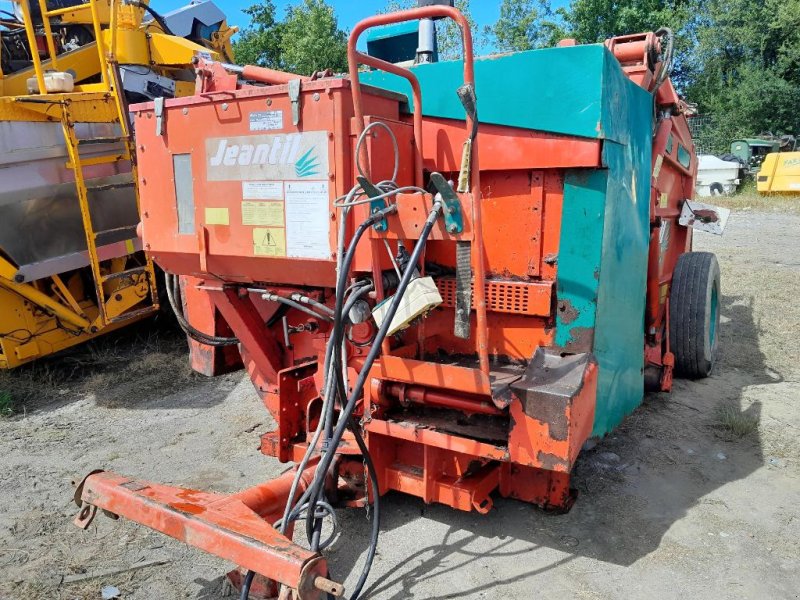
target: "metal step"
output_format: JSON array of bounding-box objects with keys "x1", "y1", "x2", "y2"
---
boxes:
[
  {"x1": 93, "y1": 225, "x2": 137, "y2": 240},
  {"x1": 101, "y1": 266, "x2": 148, "y2": 283},
  {"x1": 67, "y1": 153, "x2": 128, "y2": 169},
  {"x1": 88, "y1": 181, "x2": 135, "y2": 193},
  {"x1": 107, "y1": 305, "x2": 157, "y2": 324},
  {"x1": 77, "y1": 136, "x2": 127, "y2": 146}
]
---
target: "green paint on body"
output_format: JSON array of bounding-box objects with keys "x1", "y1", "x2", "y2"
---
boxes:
[
  {"x1": 360, "y1": 44, "x2": 635, "y2": 143},
  {"x1": 362, "y1": 43, "x2": 655, "y2": 437}
]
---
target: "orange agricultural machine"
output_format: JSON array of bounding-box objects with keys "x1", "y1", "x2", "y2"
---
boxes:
[{"x1": 73, "y1": 5, "x2": 724, "y2": 598}]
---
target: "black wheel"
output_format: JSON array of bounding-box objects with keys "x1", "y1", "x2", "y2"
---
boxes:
[
  {"x1": 669, "y1": 252, "x2": 721, "y2": 378},
  {"x1": 709, "y1": 182, "x2": 724, "y2": 196}
]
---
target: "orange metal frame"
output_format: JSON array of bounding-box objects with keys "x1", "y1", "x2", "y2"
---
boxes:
[{"x1": 70, "y1": 9, "x2": 698, "y2": 599}]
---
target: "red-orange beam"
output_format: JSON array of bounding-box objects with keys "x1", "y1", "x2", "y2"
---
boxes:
[{"x1": 75, "y1": 468, "x2": 332, "y2": 599}]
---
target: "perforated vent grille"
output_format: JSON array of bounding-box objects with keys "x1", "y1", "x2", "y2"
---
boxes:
[{"x1": 436, "y1": 278, "x2": 550, "y2": 316}]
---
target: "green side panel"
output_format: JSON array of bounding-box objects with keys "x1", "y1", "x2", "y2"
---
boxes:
[
  {"x1": 359, "y1": 44, "x2": 633, "y2": 144},
  {"x1": 590, "y1": 57, "x2": 653, "y2": 436},
  {"x1": 555, "y1": 170, "x2": 606, "y2": 352},
  {"x1": 362, "y1": 41, "x2": 655, "y2": 437},
  {"x1": 550, "y1": 51, "x2": 653, "y2": 436}
]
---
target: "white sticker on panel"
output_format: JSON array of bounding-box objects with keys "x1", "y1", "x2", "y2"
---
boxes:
[
  {"x1": 250, "y1": 110, "x2": 284, "y2": 131},
  {"x1": 285, "y1": 181, "x2": 330, "y2": 259},
  {"x1": 242, "y1": 180, "x2": 284, "y2": 200},
  {"x1": 206, "y1": 131, "x2": 328, "y2": 182}
]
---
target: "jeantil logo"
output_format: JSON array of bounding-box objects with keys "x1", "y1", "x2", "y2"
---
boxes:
[
  {"x1": 209, "y1": 134, "x2": 303, "y2": 168},
  {"x1": 205, "y1": 131, "x2": 329, "y2": 182}
]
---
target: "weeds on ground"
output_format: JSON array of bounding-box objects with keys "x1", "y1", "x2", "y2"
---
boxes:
[
  {"x1": 0, "y1": 389, "x2": 13, "y2": 417},
  {"x1": 714, "y1": 403, "x2": 759, "y2": 438},
  {"x1": 0, "y1": 319, "x2": 195, "y2": 413},
  {"x1": 711, "y1": 180, "x2": 800, "y2": 212}
]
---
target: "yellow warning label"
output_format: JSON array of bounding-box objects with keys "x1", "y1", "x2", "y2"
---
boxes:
[
  {"x1": 660, "y1": 192, "x2": 669, "y2": 208},
  {"x1": 205, "y1": 207, "x2": 230, "y2": 225},
  {"x1": 242, "y1": 201, "x2": 285, "y2": 226},
  {"x1": 253, "y1": 227, "x2": 286, "y2": 257}
]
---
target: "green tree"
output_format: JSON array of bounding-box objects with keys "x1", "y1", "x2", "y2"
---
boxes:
[
  {"x1": 687, "y1": 0, "x2": 800, "y2": 150},
  {"x1": 491, "y1": 0, "x2": 565, "y2": 52},
  {"x1": 232, "y1": 2, "x2": 283, "y2": 68},
  {"x1": 280, "y1": 0, "x2": 348, "y2": 74},
  {"x1": 233, "y1": 0, "x2": 348, "y2": 75}
]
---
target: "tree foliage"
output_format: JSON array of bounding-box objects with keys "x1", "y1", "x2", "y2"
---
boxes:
[
  {"x1": 491, "y1": 0, "x2": 800, "y2": 151},
  {"x1": 490, "y1": 0, "x2": 564, "y2": 52},
  {"x1": 233, "y1": 0, "x2": 348, "y2": 75},
  {"x1": 234, "y1": 0, "x2": 800, "y2": 151}
]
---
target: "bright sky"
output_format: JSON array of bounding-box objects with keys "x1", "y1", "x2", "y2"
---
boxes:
[
  {"x1": 2, "y1": 0, "x2": 570, "y2": 52},
  {"x1": 153, "y1": 1, "x2": 571, "y2": 32}
]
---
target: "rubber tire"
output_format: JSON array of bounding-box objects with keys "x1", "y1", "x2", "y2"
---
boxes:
[{"x1": 669, "y1": 252, "x2": 721, "y2": 379}]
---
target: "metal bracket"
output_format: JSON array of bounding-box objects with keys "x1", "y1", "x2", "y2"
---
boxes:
[
  {"x1": 358, "y1": 176, "x2": 389, "y2": 232},
  {"x1": 288, "y1": 79, "x2": 302, "y2": 126},
  {"x1": 429, "y1": 172, "x2": 464, "y2": 234},
  {"x1": 456, "y1": 84, "x2": 478, "y2": 193},
  {"x1": 678, "y1": 200, "x2": 730, "y2": 235},
  {"x1": 154, "y1": 96, "x2": 165, "y2": 136}
]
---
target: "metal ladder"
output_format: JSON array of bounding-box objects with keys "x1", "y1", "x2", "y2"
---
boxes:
[{"x1": 19, "y1": 0, "x2": 159, "y2": 327}]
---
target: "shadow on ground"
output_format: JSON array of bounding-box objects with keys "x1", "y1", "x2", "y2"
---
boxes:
[{"x1": 190, "y1": 292, "x2": 776, "y2": 599}]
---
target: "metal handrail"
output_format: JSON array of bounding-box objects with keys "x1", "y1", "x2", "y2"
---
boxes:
[{"x1": 346, "y1": 6, "x2": 490, "y2": 375}]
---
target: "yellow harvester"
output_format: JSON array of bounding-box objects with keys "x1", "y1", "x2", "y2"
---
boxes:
[{"x1": 0, "y1": 1, "x2": 235, "y2": 368}]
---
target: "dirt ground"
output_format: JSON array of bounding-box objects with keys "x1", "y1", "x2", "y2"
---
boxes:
[{"x1": 1, "y1": 201, "x2": 798, "y2": 600}]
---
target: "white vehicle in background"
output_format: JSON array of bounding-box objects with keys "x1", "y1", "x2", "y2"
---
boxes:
[{"x1": 696, "y1": 154, "x2": 742, "y2": 197}]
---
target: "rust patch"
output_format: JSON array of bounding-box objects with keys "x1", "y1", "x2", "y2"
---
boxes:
[
  {"x1": 536, "y1": 451, "x2": 569, "y2": 471},
  {"x1": 562, "y1": 326, "x2": 594, "y2": 354},
  {"x1": 691, "y1": 208, "x2": 719, "y2": 224},
  {"x1": 543, "y1": 253, "x2": 558, "y2": 265},
  {"x1": 557, "y1": 299, "x2": 579, "y2": 325},
  {"x1": 510, "y1": 348, "x2": 596, "y2": 442}
]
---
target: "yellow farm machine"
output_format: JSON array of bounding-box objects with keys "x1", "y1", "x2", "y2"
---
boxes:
[{"x1": 0, "y1": 0, "x2": 235, "y2": 368}]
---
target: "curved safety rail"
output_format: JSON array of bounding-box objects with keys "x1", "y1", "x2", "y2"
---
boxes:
[{"x1": 346, "y1": 6, "x2": 489, "y2": 375}]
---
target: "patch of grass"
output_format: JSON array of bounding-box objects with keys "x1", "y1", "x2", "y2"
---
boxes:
[
  {"x1": 712, "y1": 181, "x2": 800, "y2": 213},
  {"x1": 0, "y1": 389, "x2": 13, "y2": 417},
  {"x1": 714, "y1": 404, "x2": 759, "y2": 438}
]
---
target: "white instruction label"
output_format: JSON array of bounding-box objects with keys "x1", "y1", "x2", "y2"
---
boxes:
[
  {"x1": 242, "y1": 181, "x2": 284, "y2": 200},
  {"x1": 250, "y1": 110, "x2": 284, "y2": 131},
  {"x1": 285, "y1": 181, "x2": 330, "y2": 259}
]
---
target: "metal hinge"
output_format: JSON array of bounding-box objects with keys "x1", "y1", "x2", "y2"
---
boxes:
[
  {"x1": 288, "y1": 79, "x2": 302, "y2": 126},
  {"x1": 154, "y1": 96, "x2": 165, "y2": 136}
]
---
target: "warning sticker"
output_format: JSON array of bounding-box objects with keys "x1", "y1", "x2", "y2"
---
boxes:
[
  {"x1": 242, "y1": 201, "x2": 284, "y2": 226},
  {"x1": 250, "y1": 110, "x2": 284, "y2": 131},
  {"x1": 243, "y1": 181, "x2": 284, "y2": 200},
  {"x1": 285, "y1": 181, "x2": 330, "y2": 259},
  {"x1": 253, "y1": 227, "x2": 286, "y2": 256}
]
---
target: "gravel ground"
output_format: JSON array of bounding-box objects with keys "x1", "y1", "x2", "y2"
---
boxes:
[{"x1": 1, "y1": 206, "x2": 798, "y2": 600}]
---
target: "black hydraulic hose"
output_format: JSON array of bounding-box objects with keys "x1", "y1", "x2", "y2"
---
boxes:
[
  {"x1": 305, "y1": 203, "x2": 443, "y2": 600},
  {"x1": 324, "y1": 282, "x2": 374, "y2": 447},
  {"x1": 165, "y1": 273, "x2": 239, "y2": 347},
  {"x1": 653, "y1": 27, "x2": 674, "y2": 92},
  {"x1": 128, "y1": 1, "x2": 175, "y2": 36},
  {"x1": 345, "y1": 417, "x2": 381, "y2": 600},
  {"x1": 297, "y1": 215, "x2": 385, "y2": 545},
  {"x1": 240, "y1": 570, "x2": 255, "y2": 600}
]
